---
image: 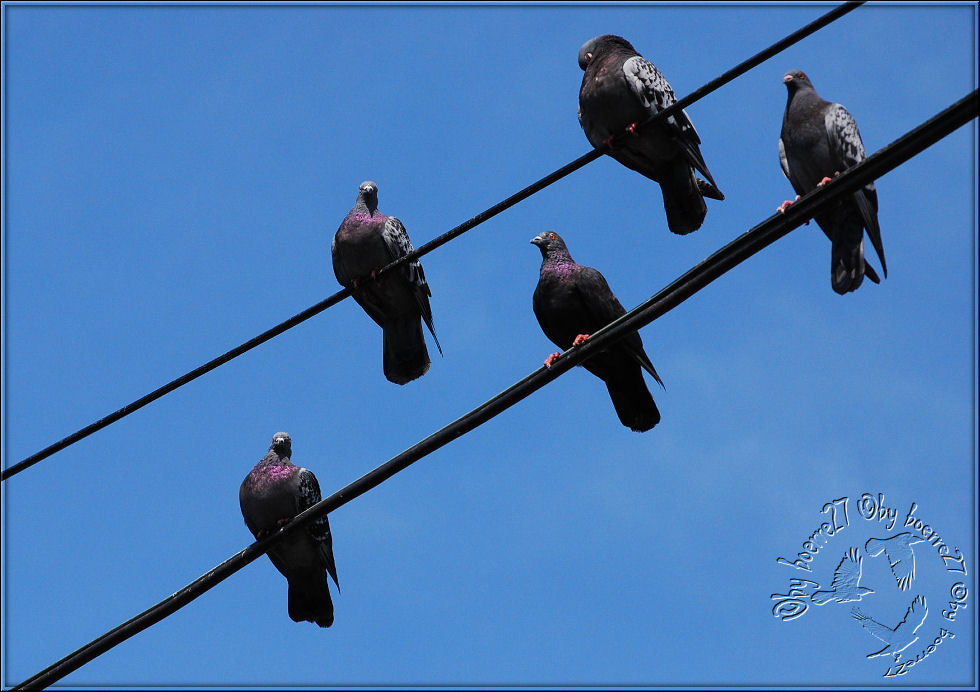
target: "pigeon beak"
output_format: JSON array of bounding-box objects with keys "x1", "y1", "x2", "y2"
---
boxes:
[{"x1": 783, "y1": 74, "x2": 794, "y2": 83}]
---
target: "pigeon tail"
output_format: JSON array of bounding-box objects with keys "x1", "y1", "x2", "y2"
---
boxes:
[
  {"x1": 287, "y1": 572, "x2": 335, "y2": 628},
  {"x1": 828, "y1": 209, "x2": 867, "y2": 295},
  {"x1": 382, "y1": 317, "x2": 430, "y2": 385},
  {"x1": 600, "y1": 367, "x2": 660, "y2": 432},
  {"x1": 659, "y1": 165, "x2": 707, "y2": 235}
]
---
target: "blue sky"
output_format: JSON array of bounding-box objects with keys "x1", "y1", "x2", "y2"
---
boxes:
[{"x1": 2, "y1": 2, "x2": 977, "y2": 689}]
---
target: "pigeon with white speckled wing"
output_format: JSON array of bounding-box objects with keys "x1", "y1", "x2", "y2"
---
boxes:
[
  {"x1": 240, "y1": 432, "x2": 339, "y2": 627},
  {"x1": 577, "y1": 34, "x2": 724, "y2": 235},
  {"x1": 778, "y1": 69, "x2": 887, "y2": 294}
]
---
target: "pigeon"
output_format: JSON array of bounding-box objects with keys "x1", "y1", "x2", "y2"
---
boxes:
[
  {"x1": 531, "y1": 230, "x2": 664, "y2": 432},
  {"x1": 577, "y1": 34, "x2": 724, "y2": 235},
  {"x1": 778, "y1": 69, "x2": 887, "y2": 294},
  {"x1": 333, "y1": 181, "x2": 442, "y2": 385},
  {"x1": 811, "y1": 547, "x2": 875, "y2": 605},
  {"x1": 852, "y1": 595, "x2": 928, "y2": 661},
  {"x1": 865, "y1": 532, "x2": 925, "y2": 591},
  {"x1": 240, "y1": 432, "x2": 340, "y2": 627}
]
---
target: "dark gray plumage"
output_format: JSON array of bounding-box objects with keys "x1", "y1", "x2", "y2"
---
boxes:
[
  {"x1": 779, "y1": 69, "x2": 887, "y2": 294},
  {"x1": 577, "y1": 34, "x2": 724, "y2": 235},
  {"x1": 333, "y1": 181, "x2": 441, "y2": 385},
  {"x1": 240, "y1": 432, "x2": 339, "y2": 627},
  {"x1": 531, "y1": 231, "x2": 664, "y2": 432}
]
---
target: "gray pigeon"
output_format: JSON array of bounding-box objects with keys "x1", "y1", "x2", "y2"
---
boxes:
[
  {"x1": 531, "y1": 230, "x2": 664, "y2": 432},
  {"x1": 240, "y1": 432, "x2": 340, "y2": 627},
  {"x1": 577, "y1": 34, "x2": 724, "y2": 235},
  {"x1": 778, "y1": 69, "x2": 887, "y2": 294},
  {"x1": 333, "y1": 181, "x2": 442, "y2": 385},
  {"x1": 852, "y1": 595, "x2": 928, "y2": 661}
]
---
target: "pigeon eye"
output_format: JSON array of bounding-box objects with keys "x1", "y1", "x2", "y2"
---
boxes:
[
  {"x1": 798, "y1": 72, "x2": 806, "y2": 80},
  {"x1": 548, "y1": 232, "x2": 557, "y2": 240}
]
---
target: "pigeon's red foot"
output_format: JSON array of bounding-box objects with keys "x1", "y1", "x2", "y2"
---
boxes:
[
  {"x1": 626, "y1": 122, "x2": 639, "y2": 136},
  {"x1": 255, "y1": 528, "x2": 269, "y2": 540},
  {"x1": 572, "y1": 333, "x2": 590, "y2": 347},
  {"x1": 603, "y1": 136, "x2": 615, "y2": 150},
  {"x1": 776, "y1": 195, "x2": 801, "y2": 214},
  {"x1": 276, "y1": 517, "x2": 293, "y2": 529},
  {"x1": 371, "y1": 269, "x2": 379, "y2": 282},
  {"x1": 817, "y1": 176, "x2": 834, "y2": 187},
  {"x1": 351, "y1": 278, "x2": 359, "y2": 289},
  {"x1": 543, "y1": 352, "x2": 561, "y2": 368}
]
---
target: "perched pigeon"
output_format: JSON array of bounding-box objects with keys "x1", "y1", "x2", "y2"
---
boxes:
[
  {"x1": 531, "y1": 230, "x2": 664, "y2": 432},
  {"x1": 865, "y1": 532, "x2": 925, "y2": 591},
  {"x1": 577, "y1": 34, "x2": 724, "y2": 235},
  {"x1": 778, "y1": 69, "x2": 887, "y2": 294},
  {"x1": 240, "y1": 432, "x2": 340, "y2": 627},
  {"x1": 333, "y1": 181, "x2": 442, "y2": 385},
  {"x1": 811, "y1": 547, "x2": 874, "y2": 605},
  {"x1": 852, "y1": 595, "x2": 928, "y2": 661}
]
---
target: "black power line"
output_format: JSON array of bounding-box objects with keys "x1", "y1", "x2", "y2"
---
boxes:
[
  {"x1": 1, "y1": 1, "x2": 865, "y2": 482},
  {"x1": 14, "y1": 88, "x2": 977, "y2": 692}
]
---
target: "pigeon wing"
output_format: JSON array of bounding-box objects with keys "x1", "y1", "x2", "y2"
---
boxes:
[
  {"x1": 622, "y1": 54, "x2": 675, "y2": 114},
  {"x1": 778, "y1": 137, "x2": 792, "y2": 182},
  {"x1": 574, "y1": 266, "x2": 626, "y2": 327},
  {"x1": 575, "y1": 267, "x2": 664, "y2": 387},
  {"x1": 380, "y1": 216, "x2": 422, "y2": 287},
  {"x1": 825, "y1": 103, "x2": 886, "y2": 276},
  {"x1": 825, "y1": 103, "x2": 869, "y2": 179},
  {"x1": 623, "y1": 55, "x2": 717, "y2": 188},
  {"x1": 382, "y1": 216, "x2": 442, "y2": 354},
  {"x1": 296, "y1": 467, "x2": 339, "y2": 589}
]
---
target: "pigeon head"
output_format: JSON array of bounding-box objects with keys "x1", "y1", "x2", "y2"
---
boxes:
[
  {"x1": 578, "y1": 34, "x2": 636, "y2": 70},
  {"x1": 531, "y1": 230, "x2": 573, "y2": 261},
  {"x1": 356, "y1": 180, "x2": 379, "y2": 212},
  {"x1": 783, "y1": 69, "x2": 815, "y2": 93},
  {"x1": 269, "y1": 432, "x2": 292, "y2": 458}
]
